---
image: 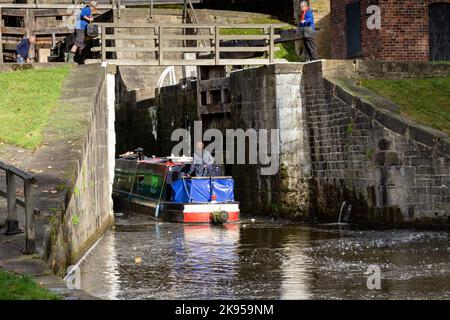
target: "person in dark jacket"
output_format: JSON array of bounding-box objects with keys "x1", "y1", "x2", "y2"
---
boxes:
[
  {"x1": 298, "y1": 1, "x2": 318, "y2": 61},
  {"x1": 15, "y1": 35, "x2": 36, "y2": 64}
]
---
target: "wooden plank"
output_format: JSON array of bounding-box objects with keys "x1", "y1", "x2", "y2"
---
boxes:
[
  {"x1": 217, "y1": 59, "x2": 272, "y2": 66},
  {"x1": 94, "y1": 58, "x2": 288, "y2": 66},
  {"x1": 0, "y1": 189, "x2": 40, "y2": 215},
  {"x1": 158, "y1": 25, "x2": 163, "y2": 65},
  {"x1": 95, "y1": 23, "x2": 287, "y2": 29},
  {"x1": 24, "y1": 182, "x2": 36, "y2": 254},
  {"x1": 0, "y1": 7, "x2": 3, "y2": 63},
  {"x1": 1, "y1": 26, "x2": 26, "y2": 35},
  {"x1": 269, "y1": 26, "x2": 274, "y2": 63},
  {"x1": 163, "y1": 47, "x2": 213, "y2": 52},
  {"x1": 105, "y1": 59, "x2": 216, "y2": 66},
  {"x1": 33, "y1": 9, "x2": 73, "y2": 17},
  {"x1": 104, "y1": 34, "x2": 158, "y2": 40},
  {"x1": 0, "y1": 4, "x2": 122, "y2": 10},
  {"x1": 162, "y1": 34, "x2": 214, "y2": 41},
  {"x1": 219, "y1": 46, "x2": 271, "y2": 52},
  {"x1": 101, "y1": 25, "x2": 106, "y2": 62},
  {"x1": 106, "y1": 59, "x2": 161, "y2": 66},
  {"x1": 2, "y1": 42, "x2": 20, "y2": 51},
  {"x1": 34, "y1": 27, "x2": 72, "y2": 35},
  {"x1": 6, "y1": 171, "x2": 18, "y2": 225},
  {"x1": 2, "y1": 8, "x2": 26, "y2": 17},
  {"x1": 219, "y1": 34, "x2": 280, "y2": 41},
  {"x1": 93, "y1": 47, "x2": 158, "y2": 52},
  {"x1": 214, "y1": 25, "x2": 219, "y2": 65}
]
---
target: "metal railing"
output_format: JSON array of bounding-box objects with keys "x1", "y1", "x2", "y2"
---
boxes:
[
  {"x1": 0, "y1": 160, "x2": 38, "y2": 254},
  {"x1": 93, "y1": 23, "x2": 286, "y2": 66}
]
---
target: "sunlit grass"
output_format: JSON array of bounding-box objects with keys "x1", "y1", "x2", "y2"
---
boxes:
[
  {"x1": 0, "y1": 66, "x2": 71, "y2": 149},
  {"x1": 0, "y1": 269, "x2": 60, "y2": 300},
  {"x1": 361, "y1": 77, "x2": 450, "y2": 135}
]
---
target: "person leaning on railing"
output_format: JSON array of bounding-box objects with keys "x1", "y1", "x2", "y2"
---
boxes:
[
  {"x1": 298, "y1": 1, "x2": 318, "y2": 62},
  {"x1": 67, "y1": 0, "x2": 97, "y2": 63},
  {"x1": 15, "y1": 34, "x2": 36, "y2": 64}
]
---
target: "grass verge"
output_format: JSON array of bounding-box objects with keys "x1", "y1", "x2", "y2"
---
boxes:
[
  {"x1": 360, "y1": 77, "x2": 450, "y2": 135},
  {"x1": 0, "y1": 65, "x2": 71, "y2": 149},
  {"x1": 0, "y1": 269, "x2": 60, "y2": 300}
]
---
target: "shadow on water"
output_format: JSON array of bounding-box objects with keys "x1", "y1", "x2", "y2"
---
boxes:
[{"x1": 79, "y1": 214, "x2": 450, "y2": 300}]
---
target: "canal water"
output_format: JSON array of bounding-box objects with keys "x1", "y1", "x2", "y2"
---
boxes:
[{"x1": 79, "y1": 214, "x2": 450, "y2": 300}]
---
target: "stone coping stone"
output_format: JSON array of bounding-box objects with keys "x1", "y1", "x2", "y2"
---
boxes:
[
  {"x1": 325, "y1": 76, "x2": 450, "y2": 157},
  {"x1": 322, "y1": 59, "x2": 450, "y2": 79},
  {"x1": 0, "y1": 63, "x2": 67, "y2": 73}
]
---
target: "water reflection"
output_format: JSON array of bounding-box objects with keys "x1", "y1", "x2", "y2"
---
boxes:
[
  {"x1": 79, "y1": 217, "x2": 450, "y2": 300},
  {"x1": 80, "y1": 232, "x2": 121, "y2": 300}
]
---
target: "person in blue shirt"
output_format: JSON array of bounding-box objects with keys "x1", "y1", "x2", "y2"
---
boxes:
[
  {"x1": 298, "y1": 1, "x2": 318, "y2": 61},
  {"x1": 15, "y1": 35, "x2": 36, "y2": 64},
  {"x1": 67, "y1": 1, "x2": 97, "y2": 63}
]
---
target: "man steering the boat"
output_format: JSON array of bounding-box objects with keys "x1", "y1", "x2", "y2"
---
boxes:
[{"x1": 189, "y1": 141, "x2": 215, "y2": 177}]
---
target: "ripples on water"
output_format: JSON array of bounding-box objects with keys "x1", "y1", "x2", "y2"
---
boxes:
[{"x1": 79, "y1": 215, "x2": 450, "y2": 300}]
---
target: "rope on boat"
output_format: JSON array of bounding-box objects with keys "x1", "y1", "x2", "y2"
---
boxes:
[
  {"x1": 128, "y1": 161, "x2": 140, "y2": 202},
  {"x1": 155, "y1": 168, "x2": 169, "y2": 218}
]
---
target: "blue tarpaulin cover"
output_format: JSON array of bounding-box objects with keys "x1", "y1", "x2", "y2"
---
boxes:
[
  {"x1": 171, "y1": 178, "x2": 234, "y2": 203},
  {"x1": 171, "y1": 179, "x2": 190, "y2": 203},
  {"x1": 212, "y1": 178, "x2": 234, "y2": 202}
]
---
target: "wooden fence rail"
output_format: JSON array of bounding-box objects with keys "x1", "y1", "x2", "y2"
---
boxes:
[
  {"x1": 92, "y1": 23, "x2": 287, "y2": 66},
  {"x1": 0, "y1": 160, "x2": 38, "y2": 254}
]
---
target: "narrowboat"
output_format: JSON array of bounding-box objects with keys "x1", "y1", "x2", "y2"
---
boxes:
[{"x1": 113, "y1": 150, "x2": 240, "y2": 224}]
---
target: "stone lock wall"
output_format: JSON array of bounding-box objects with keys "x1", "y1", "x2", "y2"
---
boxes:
[
  {"x1": 158, "y1": 79, "x2": 199, "y2": 157},
  {"x1": 304, "y1": 61, "x2": 450, "y2": 226},
  {"x1": 157, "y1": 61, "x2": 449, "y2": 227},
  {"x1": 44, "y1": 65, "x2": 115, "y2": 275},
  {"x1": 229, "y1": 64, "x2": 311, "y2": 219}
]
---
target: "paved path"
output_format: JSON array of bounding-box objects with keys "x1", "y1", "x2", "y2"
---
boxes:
[{"x1": 0, "y1": 71, "x2": 99, "y2": 300}]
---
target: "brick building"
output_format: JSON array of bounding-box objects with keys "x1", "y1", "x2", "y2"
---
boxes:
[{"x1": 330, "y1": 0, "x2": 450, "y2": 61}]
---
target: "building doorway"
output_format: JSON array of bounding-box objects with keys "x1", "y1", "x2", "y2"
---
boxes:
[
  {"x1": 345, "y1": 0, "x2": 361, "y2": 58},
  {"x1": 429, "y1": 3, "x2": 450, "y2": 61}
]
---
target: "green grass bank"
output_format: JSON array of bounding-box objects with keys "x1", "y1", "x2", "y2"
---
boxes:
[
  {"x1": 361, "y1": 77, "x2": 450, "y2": 135},
  {"x1": 0, "y1": 269, "x2": 60, "y2": 300},
  {"x1": 0, "y1": 65, "x2": 71, "y2": 149}
]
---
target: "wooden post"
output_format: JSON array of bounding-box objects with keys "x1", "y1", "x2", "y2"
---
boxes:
[
  {"x1": 158, "y1": 26, "x2": 163, "y2": 65},
  {"x1": 112, "y1": 0, "x2": 117, "y2": 22},
  {"x1": 214, "y1": 25, "x2": 220, "y2": 65},
  {"x1": 24, "y1": 181, "x2": 35, "y2": 254},
  {"x1": 150, "y1": 0, "x2": 154, "y2": 19},
  {"x1": 5, "y1": 171, "x2": 20, "y2": 235},
  {"x1": 0, "y1": 7, "x2": 3, "y2": 63},
  {"x1": 101, "y1": 25, "x2": 106, "y2": 62},
  {"x1": 269, "y1": 25, "x2": 275, "y2": 64}
]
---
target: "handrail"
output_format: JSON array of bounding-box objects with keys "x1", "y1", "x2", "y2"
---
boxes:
[
  {"x1": 95, "y1": 23, "x2": 288, "y2": 28},
  {"x1": 0, "y1": 160, "x2": 36, "y2": 183},
  {"x1": 0, "y1": 160, "x2": 37, "y2": 254},
  {"x1": 94, "y1": 23, "x2": 287, "y2": 66}
]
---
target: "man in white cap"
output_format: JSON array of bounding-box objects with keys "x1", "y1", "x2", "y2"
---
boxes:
[{"x1": 67, "y1": 1, "x2": 97, "y2": 63}]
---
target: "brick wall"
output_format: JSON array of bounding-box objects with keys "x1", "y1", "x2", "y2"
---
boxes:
[{"x1": 331, "y1": 0, "x2": 450, "y2": 62}]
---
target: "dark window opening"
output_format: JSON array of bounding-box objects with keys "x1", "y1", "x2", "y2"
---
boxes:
[
  {"x1": 429, "y1": 3, "x2": 450, "y2": 61},
  {"x1": 210, "y1": 89, "x2": 221, "y2": 105},
  {"x1": 345, "y1": 1, "x2": 361, "y2": 58},
  {"x1": 200, "y1": 91, "x2": 207, "y2": 106}
]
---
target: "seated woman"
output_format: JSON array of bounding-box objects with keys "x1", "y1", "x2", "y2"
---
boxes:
[{"x1": 190, "y1": 141, "x2": 215, "y2": 177}]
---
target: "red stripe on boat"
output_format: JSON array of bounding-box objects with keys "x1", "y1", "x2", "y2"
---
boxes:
[{"x1": 183, "y1": 211, "x2": 240, "y2": 223}]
